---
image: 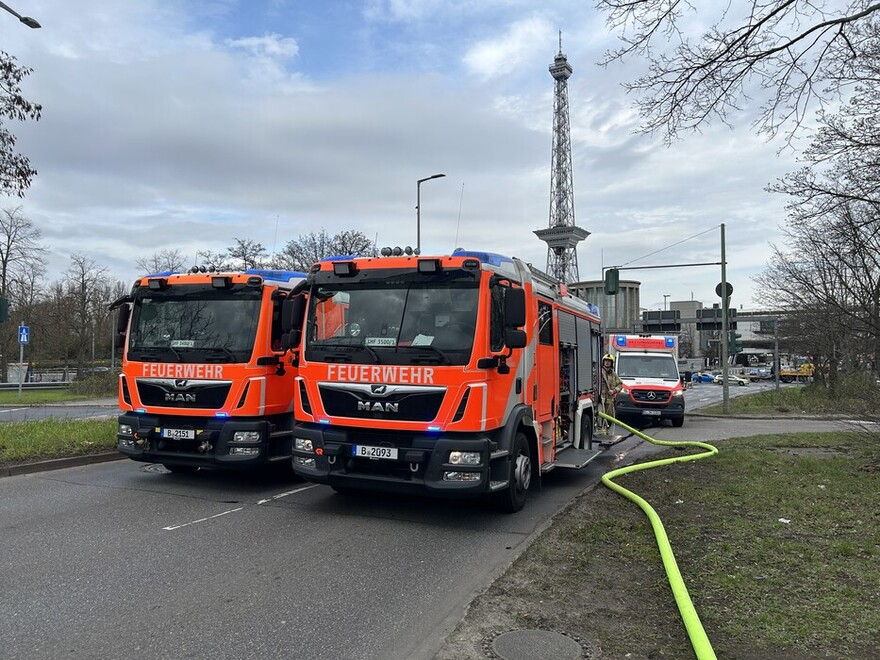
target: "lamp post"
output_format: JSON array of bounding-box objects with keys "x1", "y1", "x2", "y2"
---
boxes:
[
  {"x1": 416, "y1": 173, "x2": 445, "y2": 254},
  {"x1": 0, "y1": 1, "x2": 40, "y2": 28}
]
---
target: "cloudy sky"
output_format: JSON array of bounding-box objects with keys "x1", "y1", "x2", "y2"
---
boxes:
[{"x1": 5, "y1": 0, "x2": 798, "y2": 311}]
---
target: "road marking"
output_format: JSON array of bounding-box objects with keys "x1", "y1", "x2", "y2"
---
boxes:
[
  {"x1": 257, "y1": 483, "x2": 320, "y2": 505},
  {"x1": 163, "y1": 507, "x2": 244, "y2": 531},
  {"x1": 163, "y1": 484, "x2": 320, "y2": 530},
  {"x1": 0, "y1": 408, "x2": 27, "y2": 413}
]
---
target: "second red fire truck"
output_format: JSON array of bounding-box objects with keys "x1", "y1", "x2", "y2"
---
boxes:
[{"x1": 284, "y1": 249, "x2": 605, "y2": 511}]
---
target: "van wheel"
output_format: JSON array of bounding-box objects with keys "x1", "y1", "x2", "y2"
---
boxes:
[
  {"x1": 671, "y1": 417, "x2": 684, "y2": 428},
  {"x1": 497, "y1": 431, "x2": 531, "y2": 513}
]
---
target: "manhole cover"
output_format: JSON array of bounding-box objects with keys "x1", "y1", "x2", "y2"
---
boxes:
[{"x1": 483, "y1": 629, "x2": 589, "y2": 660}]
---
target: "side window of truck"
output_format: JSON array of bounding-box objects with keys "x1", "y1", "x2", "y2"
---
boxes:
[{"x1": 538, "y1": 301, "x2": 553, "y2": 345}]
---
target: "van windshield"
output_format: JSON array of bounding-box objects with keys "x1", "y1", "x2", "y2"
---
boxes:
[{"x1": 617, "y1": 354, "x2": 680, "y2": 381}]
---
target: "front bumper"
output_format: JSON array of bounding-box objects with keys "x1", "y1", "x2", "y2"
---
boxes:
[
  {"x1": 614, "y1": 394, "x2": 685, "y2": 422},
  {"x1": 116, "y1": 413, "x2": 291, "y2": 469},
  {"x1": 290, "y1": 423, "x2": 498, "y2": 498}
]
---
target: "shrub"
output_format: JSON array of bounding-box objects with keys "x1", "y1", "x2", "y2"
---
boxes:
[{"x1": 69, "y1": 371, "x2": 118, "y2": 397}]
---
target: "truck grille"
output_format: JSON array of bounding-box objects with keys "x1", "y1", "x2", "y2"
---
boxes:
[
  {"x1": 318, "y1": 383, "x2": 445, "y2": 422},
  {"x1": 631, "y1": 389, "x2": 672, "y2": 404},
  {"x1": 136, "y1": 379, "x2": 233, "y2": 409}
]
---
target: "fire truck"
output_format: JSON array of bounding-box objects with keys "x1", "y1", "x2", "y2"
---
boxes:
[
  {"x1": 607, "y1": 334, "x2": 685, "y2": 427},
  {"x1": 284, "y1": 249, "x2": 605, "y2": 511},
  {"x1": 110, "y1": 268, "x2": 306, "y2": 473}
]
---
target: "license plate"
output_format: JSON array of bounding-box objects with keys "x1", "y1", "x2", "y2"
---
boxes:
[
  {"x1": 353, "y1": 445, "x2": 398, "y2": 460},
  {"x1": 642, "y1": 410, "x2": 661, "y2": 417},
  {"x1": 162, "y1": 428, "x2": 195, "y2": 440}
]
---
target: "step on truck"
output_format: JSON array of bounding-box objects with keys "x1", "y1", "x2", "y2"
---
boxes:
[
  {"x1": 607, "y1": 334, "x2": 685, "y2": 427},
  {"x1": 284, "y1": 249, "x2": 606, "y2": 512},
  {"x1": 110, "y1": 268, "x2": 306, "y2": 473}
]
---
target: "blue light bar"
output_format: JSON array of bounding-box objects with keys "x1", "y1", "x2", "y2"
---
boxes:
[
  {"x1": 245, "y1": 269, "x2": 307, "y2": 286},
  {"x1": 427, "y1": 425, "x2": 441, "y2": 432},
  {"x1": 136, "y1": 408, "x2": 146, "y2": 414},
  {"x1": 614, "y1": 335, "x2": 627, "y2": 347},
  {"x1": 319, "y1": 255, "x2": 356, "y2": 262},
  {"x1": 451, "y1": 249, "x2": 513, "y2": 267},
  {"x1": 665, "y1": 336, "x2": 676, "y2": 348},
  {"x1": 319, "y1": 419, "x2": 330, "y2": 424},
  {"x1": 215, "y1": 412, "x2": 229, "y2": 418}
]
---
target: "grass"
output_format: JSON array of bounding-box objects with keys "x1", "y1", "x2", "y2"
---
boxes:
[
  {"x1": 700, "y1": 374, "x2": 880, "y2": 416},
  {"x1": 494, "y1": 430, "x2": 880, "y2": 659},
  {"x1": 0, "y1": 419, "x2": 117, "y2": 464},
  {"x1": 0, "y1": 389, "x2": 99, "y2": 405}
]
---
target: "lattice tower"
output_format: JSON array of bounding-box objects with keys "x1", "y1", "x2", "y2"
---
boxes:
[{"x1": 534, "y1": 36, "x2": 589, "y2": 284}]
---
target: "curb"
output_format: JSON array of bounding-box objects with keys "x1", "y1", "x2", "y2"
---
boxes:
[{"x1": 0, "y1": 452, "x2": 126, "y2": 478}]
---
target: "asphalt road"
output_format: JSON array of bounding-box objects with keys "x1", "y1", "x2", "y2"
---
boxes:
[{"x1": 0, "y1": 443, "x2": 626, "y2": 660}]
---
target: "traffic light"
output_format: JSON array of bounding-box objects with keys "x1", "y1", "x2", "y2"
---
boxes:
[
  {"x1": 728, "y1": 331, "x2": 743, "y2": 355},
  {"x1": 604, "y1": 268, "x2": 619, "y2": 295}
]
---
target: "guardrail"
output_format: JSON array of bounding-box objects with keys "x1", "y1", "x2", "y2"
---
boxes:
[{"x1": 0, "y1": 382, "x2": 72, "y2": 391}]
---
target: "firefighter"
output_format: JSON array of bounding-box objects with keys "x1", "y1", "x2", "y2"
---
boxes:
[{"x1": 599, "y1": 353, "x2": 623, "y2": 434}]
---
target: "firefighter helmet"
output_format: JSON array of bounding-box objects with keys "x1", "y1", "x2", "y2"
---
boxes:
[{"x1": 602, "y1": 353, "x2": 615, "y2": 364}]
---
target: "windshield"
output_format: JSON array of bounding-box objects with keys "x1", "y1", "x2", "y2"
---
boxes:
[
  {"x1": 305, "y1": 279, "x2": 479, "y2": 366},
  {"x1": 128, "y1": 284, "x2": 262, "y2": 363},
  {"x1": 617, "y1": 354, "x2": 680, "y2": 380}
]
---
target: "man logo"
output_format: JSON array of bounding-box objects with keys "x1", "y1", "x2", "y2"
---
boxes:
[
  {"x1": 371, "y1": 384, "x2": 388, "y2": 395},
  {"x1": 173, "y1": 380, "x2": 189, "y2": 389},
  {"x1": 165, "y1": 392, "x2": 196, "y2": 403},
  {"x1": 357, "y1": 401, "x2": 399, "y2": 413}
]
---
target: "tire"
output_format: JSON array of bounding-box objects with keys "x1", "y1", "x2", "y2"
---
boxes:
[
  {"x1": 497, "y1": 431, "x2": 532, "y2": 513},
  {"x1": 331, "y1": 485, "x2": 359, "y2": 496},
  {"x1": 163, "y1": 463, "x2": 199, "y2": 474},
  {"x1": 671, "y1": 417, "x2": 684, "y2": 428},
  {"x1": 581, "y1": 412, "x2": 594, "y2": 450}
]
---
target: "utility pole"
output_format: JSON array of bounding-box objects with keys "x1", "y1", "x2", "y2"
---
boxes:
[{"x1": 720, "y1": 223, "x2": 730, "y2": 414}]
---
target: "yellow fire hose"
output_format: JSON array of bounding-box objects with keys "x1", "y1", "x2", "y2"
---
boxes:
[{"x1": 597, "y1": 411, "x2": 718, "y2": 660}]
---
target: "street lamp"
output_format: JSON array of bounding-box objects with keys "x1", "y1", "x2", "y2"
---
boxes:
[
  {"x1": 0, "y1": 1, "x2": 40, "y2": 28},
  {"x1": 416, "y1": 173, "x2": 445, "y2": 254}
]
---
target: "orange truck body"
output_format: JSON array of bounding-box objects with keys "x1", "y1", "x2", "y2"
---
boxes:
[
  {"x1": 287, "y1": 250, "x2": 604, "y2": 511},
  {"x1": 112, "y1": 269, "x2": 306, "y2": 471}
]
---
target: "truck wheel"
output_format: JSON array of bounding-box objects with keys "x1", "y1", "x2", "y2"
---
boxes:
[
  {"x1": 671, "y1": 417, "x2": 684, "y2": 428},
  {"x1": 163, "y1": 463, "x2": 198, "y2": 474},
  {"x1": 497, "y1": 431, "x2": 531, "y2": 513},
  {"x1": 581, "y1": 412, "x2": 594, "y2": 450}
]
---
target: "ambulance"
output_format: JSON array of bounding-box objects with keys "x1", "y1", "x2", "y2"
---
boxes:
[
  {"x1": 110, "y1": 268, "x2": 306, "y2": 472},
  {"x1": 284, "y1": 249, "x2": 606, "y2": 511},
  {"x1": 607, "y1": 334, "x2": 685, "y2": 427}
]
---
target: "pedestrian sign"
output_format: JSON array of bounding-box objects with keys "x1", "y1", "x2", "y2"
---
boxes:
[{"x1": 19, "y1": 325, "x2": 29, "y2": 345}]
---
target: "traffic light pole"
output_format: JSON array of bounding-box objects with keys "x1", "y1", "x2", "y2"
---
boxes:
[{"x1": 720, "y1": 223, "x2": 730, "y2": 414}]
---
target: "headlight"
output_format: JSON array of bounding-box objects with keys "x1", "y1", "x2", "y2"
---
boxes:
[
  {"x1": 294, "y1": 437, "x2": 314, "y2": 452},
  {"x1": 232, "y1": 431, "x2": 261, "y2": 443},
  {"x1": 672, "y1": 390, "x2": 684, "y2": 397},
  {"x1": 118, "y1": 424, "x2": 133, "y2": 436},
  {"x1": 448, "y1": 451, "x2": 481, "y2": 465},
  {"x1": 442, "y1": 471, "x2": 481, "y2": 482}
]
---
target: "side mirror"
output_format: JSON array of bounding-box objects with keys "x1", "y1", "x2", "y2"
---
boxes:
[
  {"x1": 114, "y1": 304, "x2": 131, "y2": 351},
  {"x1": 280, "y1": 329, "x2": 303, "y2": 350},
  {"x1": 504, "y1": 329, "x2": 527, "y2": 349},
  {"x1": 281, "y1": 295, "x2": 306, "y2": 333},
  {"x1": 504, "y1": 287, "x2": 526, "y2": 328}
]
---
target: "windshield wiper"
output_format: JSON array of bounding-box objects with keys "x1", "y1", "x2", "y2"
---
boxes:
[
  {"x1": 201, "y1": 346, "x2": 238, "y2": 363},
  {"x1": 396, "y1": 344, "x2": 450, "y2": 365}
]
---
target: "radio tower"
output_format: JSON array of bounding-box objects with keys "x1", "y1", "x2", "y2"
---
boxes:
[{"x1": 534, "y1": 34, "x2": 589, "y2": 284}]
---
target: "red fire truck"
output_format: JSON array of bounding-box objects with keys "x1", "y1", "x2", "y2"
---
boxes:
[
  {"x1": 284, "y1": 249, "x2": 605, "y2": 511},
  {"x1": 110, "y1": 268, "x2": 306, "y2": 472}
]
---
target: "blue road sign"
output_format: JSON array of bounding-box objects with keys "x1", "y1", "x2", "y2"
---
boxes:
[{"x1": 19, "y1": 325, "x2": 29, "y2": 345}]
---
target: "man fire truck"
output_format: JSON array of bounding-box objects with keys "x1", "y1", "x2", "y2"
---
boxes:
[
  {"x1": 606, "y1": 334, "x2": 685, "y2": 427},
  {"x1": 110, "y1": 267, "x2": 306, "y2": 473},
  {"x1": 284, "y1": 248, "x2": 605, "y2": 512}
]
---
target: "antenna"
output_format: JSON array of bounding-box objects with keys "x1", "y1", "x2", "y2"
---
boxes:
[{"x1": 453, "y1": 183, "x2": 464, "y2": 250}]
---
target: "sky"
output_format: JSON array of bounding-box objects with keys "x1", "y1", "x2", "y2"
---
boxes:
[{"x1": 3, "y1": 0, "x2": 800, "y2": 311}]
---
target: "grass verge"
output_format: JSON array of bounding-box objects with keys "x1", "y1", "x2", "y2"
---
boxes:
[
  {"x1": 463, "y1": 430, "x2": 880, "y2": 658},
  {"x1": 0, "y1": 419, "x2": 117, "y2": 465},
  {"x1": 0, "y1": 390, "x2": 97, "y2": 405}
]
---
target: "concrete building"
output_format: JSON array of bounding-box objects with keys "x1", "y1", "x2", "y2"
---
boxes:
[{"x1": 569, "y1": 279, "x2": 641, "y2": 334}]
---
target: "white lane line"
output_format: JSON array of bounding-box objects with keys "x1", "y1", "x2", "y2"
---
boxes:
[
  {"x1": 163, "y1": 507, "x2": 244, "y2": 531},
  {"x1": 163, "y1": 484, "x2": 320, "y2": 530},
  {"x1": 0, "y1": 408, "x2": 27, "y2": 414},
  {"x1": 257, "y1": 483, "x2": 320, "y2": 505}
]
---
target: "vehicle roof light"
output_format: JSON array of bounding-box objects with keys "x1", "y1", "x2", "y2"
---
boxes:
[
  {"x1": 147, "y1": 278, "x2": 168, "y2": 290},
  {"x1": 418, "y1": 259, "x2": 441, "y2": 273},
  {"x1": 212, "y1": 276, "x2": 232, "y2": 289},
  {"x1": 332, "y1": 261, "x2": 357, "y2": 277}
]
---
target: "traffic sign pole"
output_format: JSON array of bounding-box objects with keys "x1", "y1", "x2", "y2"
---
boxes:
[{"x1": 17, "y1": 323, "x2": 29, "y2": 399}]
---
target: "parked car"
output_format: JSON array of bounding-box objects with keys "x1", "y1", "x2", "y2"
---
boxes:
[
  {"x1": 691, "y1": 372, "x2": 716, "y2": 383},
  {"x1": 714, "y1": 373, "x2": 749, "y2": 386},
  {"x1": 749, "y1": 367, "x2": 772, "y2": 381}
]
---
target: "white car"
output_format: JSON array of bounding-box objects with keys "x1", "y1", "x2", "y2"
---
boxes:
[{"x1": 713, "y1": 373, "x2": 748, "y2": 386}]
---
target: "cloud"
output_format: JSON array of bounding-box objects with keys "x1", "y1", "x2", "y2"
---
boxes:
[{"x1": 463, "y1": 15, "x2": 556, "y2": 80}]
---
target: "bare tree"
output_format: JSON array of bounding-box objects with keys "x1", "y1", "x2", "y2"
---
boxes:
[
  {"x1": 63, "y1": 254, "x2": 111, "y2": 378},
  {"x1": 597, "y1": 1, "x2": 880, "y2": 142},
  {"x1": 194, "y1": 249, "x2": 232, "y2": 272},
  {"x1": 0, "y1": 52, "x2": 41, "y2": 196},
  {"x1": 135, "y1": 249, "x2": 185, "y2": 275},
  {"x1": 226, "y1": 237, "x2": 268, "y2": 270},
  {"x1": 273, "y1": 229, "x2": 375, "y2": 272}
]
